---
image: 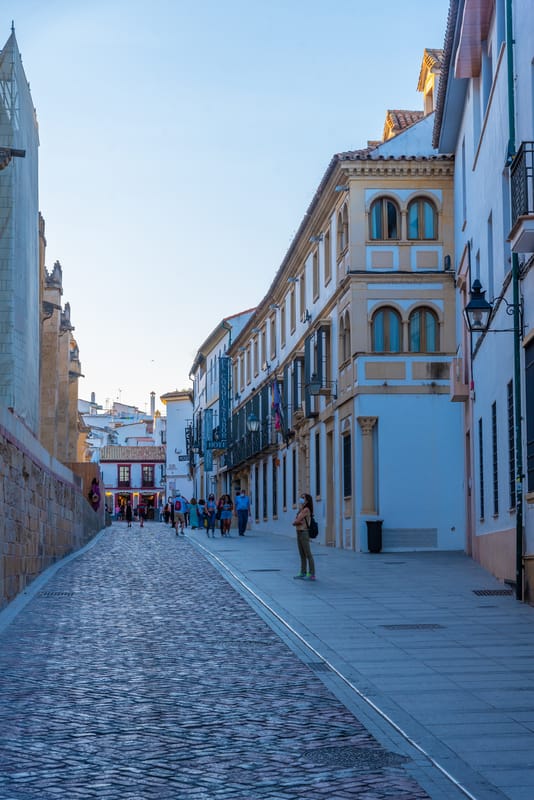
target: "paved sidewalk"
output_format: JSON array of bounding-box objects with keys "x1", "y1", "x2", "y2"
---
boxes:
[
  {"x1": 0, "y1": 524, "x2": 435, "y2": 800},
  {"x1": 191, "y1": 525, "x2": 534, "y2": 800}
]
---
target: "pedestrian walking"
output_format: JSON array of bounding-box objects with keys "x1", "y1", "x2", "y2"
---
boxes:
[
  {"x1": 218, "y1": 494, "x2": 233, "y2": 536},
  {"x1": 174, "y1": 493, "x2": 186, "y2": 535},
  {"x1": 197, "y1": 498, "x2": 207, "y2": 530},
  {"x1": 163, "y1": 502, "x2": 170, "y2": 525},
  {"x1": 189, "y1": 498, "x2": 200, "y2": 529},
  {"x1": 292, "y1": 492, "x2": 316, "y2": 581},
  {"x1": 125, "y1": 501, "x2": 133, "y2": 529},
  {"x1": 205, "y1": 493, "x2": 217, "y2": 537},
  {"x1": 139, "y1": 505, "x2": 145, "y2": 528},
  {"x1": 235, "y1": 488, "x2": 251, "y2": 536}
]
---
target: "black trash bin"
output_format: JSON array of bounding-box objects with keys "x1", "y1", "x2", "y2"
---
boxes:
[{"x1": 366, "y1": 519, "x2": 383, "y2": 553}]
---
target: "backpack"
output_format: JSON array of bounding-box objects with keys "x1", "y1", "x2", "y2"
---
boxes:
[{"x1": 308, "y1": 515, "x2": 319, "y2": 539}]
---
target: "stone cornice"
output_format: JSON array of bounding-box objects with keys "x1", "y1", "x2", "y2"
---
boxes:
[{"x1": 343, "y1": 160, "x2": 454, "y2": 179}]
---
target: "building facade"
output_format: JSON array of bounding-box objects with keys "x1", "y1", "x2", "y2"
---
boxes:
[
  {"x1": 0, "y1": 31, "x2": 40, "y2": 433},
  {"x1": 160, "y1": 390, "x2": 193, "y2": 503},
  {"x1": 196, "y1": 53, "x2": 466, "y2": 551},
  {"x1": 99, "y1": 445, "x2": 166, "y2": 519},
  {"x1": 189, "y1": 310, "x2": 255, "y2": 501},
  {"x1": 40, "y1": 254, "x2": 83, "y2": 464},
  {"x1": 434, "y1": 0, "x2": 534, "y2": 598}
]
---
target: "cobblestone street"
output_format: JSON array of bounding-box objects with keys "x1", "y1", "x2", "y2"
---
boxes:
[{"x1": 0, "y1": 526, "x2": 431, "y2": 799}]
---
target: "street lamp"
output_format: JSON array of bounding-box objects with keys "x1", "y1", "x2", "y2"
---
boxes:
[
  {"x1": 247, "y1": 412, "x2": 260, "y2": 433},
  {"x1": 463, "y1": 279, "x2": 492, "y2": 332},
  {"x1": 464, "y1": 278, "x2": 524, "y2": 601},
  {"x1": 308, "y1": 372, "x2": 322, "y2": 395},
  {"x1": 308, "y1": 371, "x2": 338, "y2": 399}
]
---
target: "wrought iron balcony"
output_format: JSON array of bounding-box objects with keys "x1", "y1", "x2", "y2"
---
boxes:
[
  {"x1": 510, "y1": 141, "x2": 534, "y2": 253},
  {"x1": 226, "y1": 417, "x2": 278, "y2": 469}
]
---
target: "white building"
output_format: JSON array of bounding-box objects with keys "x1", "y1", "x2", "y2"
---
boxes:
[
  {"x1": 189, "y1": 310, "x2": 255, "y2": 501},
  {"x1": 434, "y1": 0, "x2": 534, "y2": 599},
  {"x1": 160, "y1": 390, "x2": 193, "y2": 503}
]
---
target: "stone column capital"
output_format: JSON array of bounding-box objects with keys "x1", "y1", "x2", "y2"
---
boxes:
[{"x1": 357, "y1": 416, "x2": 378, "y2": 435}]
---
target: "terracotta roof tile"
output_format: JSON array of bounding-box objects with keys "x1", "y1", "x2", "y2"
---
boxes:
[{"x1": 383, "y1": 109, "x2": 425, "y2": 140}]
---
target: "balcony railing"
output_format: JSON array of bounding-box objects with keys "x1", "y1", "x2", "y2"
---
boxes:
[
  {"x1": 226, "y1": 418, "x2": 278, "y2": 469},
  {"x1": 511, "y1": 141, "x2": 534, "y2": 225}
]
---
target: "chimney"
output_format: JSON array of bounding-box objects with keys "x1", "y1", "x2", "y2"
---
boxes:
[
  {"x1": 91, "y1": 391, "x2": 96, "y2": 404},
  {"x1": 150, "y1": 391, "x2": 155, "y2": 416}
]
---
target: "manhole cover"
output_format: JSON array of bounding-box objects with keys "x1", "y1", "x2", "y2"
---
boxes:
[
  {"x1": 473, "y1": 589, "x2": 513, "y2": 596},
  {"x1": 38, "y1": 592, "x2": 74, "y2": 597},
  {"x1": 381, "y1": 624, "x2": 444, "y2": 630},
  {"x1": 303, "y1": 745, "x2": 408, "y2": 770}
]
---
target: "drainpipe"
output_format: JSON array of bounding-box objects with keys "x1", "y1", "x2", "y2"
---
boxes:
[{"x1": 506, "y1": 0, "x2": 524, "y2": 601}]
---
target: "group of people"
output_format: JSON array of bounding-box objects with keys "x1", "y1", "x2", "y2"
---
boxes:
[
  {"x1": 116, "y1": 486, "x2": 317, "y2": 581},
  {"x1": 115, "y1": 502, "x2": 147, "y2": 528},
  {"x1": 162, "y1": 490, "x2": 251, "y2": 537}
]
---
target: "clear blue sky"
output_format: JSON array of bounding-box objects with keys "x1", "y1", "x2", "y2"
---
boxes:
[{"x1": 4, "y1": 0, "x2": 450, "y2": 413}]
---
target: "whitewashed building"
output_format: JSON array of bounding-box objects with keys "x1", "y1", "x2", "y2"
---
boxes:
[
  {"x1": 160, "y1": 390, "x2": 193, "y2": 503},
  {"x1": 434, "y1": 0, "x2": 534, "y2": 599}
]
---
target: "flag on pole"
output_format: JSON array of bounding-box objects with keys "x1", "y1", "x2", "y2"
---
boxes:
[{"x1": 271, "y1": 380, "x2": 284, "y2": 431}]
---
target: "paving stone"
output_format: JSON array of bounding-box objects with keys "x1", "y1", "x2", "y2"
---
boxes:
[{"x1": 0, "y1": 527, "x2": 430, "y2": 798}]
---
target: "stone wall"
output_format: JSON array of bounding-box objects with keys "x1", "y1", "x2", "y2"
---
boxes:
[{"x1": 0, "y1": 406, "x2": 104, "y2": 611}]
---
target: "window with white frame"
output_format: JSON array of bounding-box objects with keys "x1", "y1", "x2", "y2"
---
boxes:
[
  {"x1": 299, "y1": 271, "x2": 306, "y2": 320},
  {"x1": 246, "y1": 347, "x2": 251, "y2": 385},
  {"x1": 253, "y1": 337, "x2": 259, "y2": 376},
  {"x1": 290, "y1": 288, "x2": 296, "y2": 332},
  {"x1": 324, "y1": 227, "x2": 331, "y2": 284},
  {"x1": 312, "y1": 250, "x2": 319, "y2": 300},
  {"x1": 269, "y1": 315, "x2": 276, "y2": 360}
]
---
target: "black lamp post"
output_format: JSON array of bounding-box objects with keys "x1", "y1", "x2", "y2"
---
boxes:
[
  {"x1": 464, "y1": 278, "x2": 524, "y2": 601},
  {"x1": 463, "y1": 279, "x2": 492, "y2": 333}
]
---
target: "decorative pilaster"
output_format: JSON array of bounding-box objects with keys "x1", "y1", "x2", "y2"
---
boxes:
[{"x1": 358, "y1": 416, "x2": 378, "y2": 513}]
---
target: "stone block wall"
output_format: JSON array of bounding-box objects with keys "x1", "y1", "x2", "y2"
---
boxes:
[{"x1": 0, "y1": 406, "x2": 104, "y2": 611}]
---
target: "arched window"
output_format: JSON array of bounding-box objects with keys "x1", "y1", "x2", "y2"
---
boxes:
[
  {"x1": 370, "y1": 197, "x2": 399, "y2": 240},
  {"x1": 407, "y1": 197, "x2": 437, "y2": 240},
  {"x1": 372, "y1": 307, "x2": 402, "y2": 352},
  {"x1": 409, "y1": 307, "x2": 439, "y2": 352},
  {"x1": 337, "y1": 204, "x2": 349, "y2": 256}
]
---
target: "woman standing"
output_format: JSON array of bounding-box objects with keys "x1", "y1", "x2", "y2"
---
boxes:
[
  {"x1": 205, "y1": 493, "x2": 217, "y2": 537},
  {"x1": 125, "y1": 501, "x2": 133, "y2": 529},
  {"x1": 292, "y1": 493, "x2": 316, "y2": 581},
  {"x1": 218, "y1": 494, "x2": 233, "y2": 536}
]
